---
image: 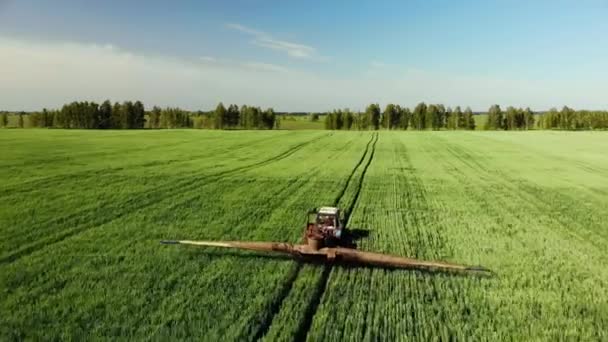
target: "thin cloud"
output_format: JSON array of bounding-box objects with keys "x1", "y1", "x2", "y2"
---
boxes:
[
  {"x1": 1, "y1": 36, "x2": 605, "y2": 112},
  {"x1": 197, "y1": 54, "x2": 290, "y2": 73},
  {"x1": 242, "y1": 62, "x2": 289, "y2": 73},
  {"x1": 370, "y1": 61, "x2": 388, "y2": 68},
  {"x1": 199, "y1": 56, "x2": 217, "y2": 63},
  {"x1": 225, "y1": 23, "x2": 264, "y2": 37},
  {"x1": 226, "y1": 22, "x2": 318, "y2": 60}
]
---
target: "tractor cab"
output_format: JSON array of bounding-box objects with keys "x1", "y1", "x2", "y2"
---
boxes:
[{"x1": 305, "y1": 207, "x2": 343, "y2": 248}]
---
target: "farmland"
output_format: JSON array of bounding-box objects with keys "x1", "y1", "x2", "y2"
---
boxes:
[{"x1": 1, "y1": 130, "x2": 607, "y2": 340}]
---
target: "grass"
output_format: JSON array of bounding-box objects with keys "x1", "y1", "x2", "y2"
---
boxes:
[{"x1": 1, "y1": 129, "x2": 607, "y2": 340}]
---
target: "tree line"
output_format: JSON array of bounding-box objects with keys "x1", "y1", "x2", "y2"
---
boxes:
[
  {"x1": 537, "y1": 106, "x2": 608, "y2": 130},
  {"x1": 27, "y1": 101, "x2": 147, "y2": 129},
  {"x1": 4, "y1": 101, "x2": 279, "y2": 130},
  {"x1": 324, "y1": 103, "x2": 476, "y2": 130},
  {"x1": 484, "y1": 105, "x2": 535, "y2": 130},
  {"x1": 2, "y1": 101, "x2": 608, "y2": 130},
  {"x1": 212, "y1": 103, "x2": 278, "y2": 130}
]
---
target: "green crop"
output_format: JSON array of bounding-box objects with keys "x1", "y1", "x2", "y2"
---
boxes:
[{"x1": 1, "y1": 130, "x2": 606, "y2": 341}]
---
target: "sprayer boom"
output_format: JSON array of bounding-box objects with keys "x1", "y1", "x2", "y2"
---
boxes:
[{"x1": 160, "y1": 240, "x2": 489, "y2": 274}]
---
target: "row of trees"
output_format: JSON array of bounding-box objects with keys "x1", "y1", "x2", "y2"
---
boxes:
[
  {"x1": 324, "y1": 103, "x2": 476, "y2": 130},
  {"x1": 28, "y1": 101, "x2": 146, "y2": 129},
  {"x1": 214, "y1": 103, "x2": 278, "y2": 130},
  {"x1": 485, "y1": 105, "x2": 535, "y2": 130},
  {"x1": 1, "y1": 112, "x2": 13, "y2": 127},
  {"x1": 4, "y1": 102, "x2": 608, "y2": 131},
  {"x1": 15, "y1": 101, "x2": 279, "y2": 130},
  {"x1": 538, "y1": 107, "x2": 608, "y2": 130},
  {"x1": 148, "y1": 107, "x2": 193, "y2": 129}
]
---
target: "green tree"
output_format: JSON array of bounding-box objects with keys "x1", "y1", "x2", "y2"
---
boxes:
[
  {"x1": 436, "y1": 104, "x2": 446, "y2": 129},
  {"x1": 505, "y1": 106, "x2": 518, "y2": 130},
  {"x1": 426, "y1": 104, "x2": 439, "y2": 130},
  {"x1": 324, "y1": 112, "x2": 332, "y2": 129},
  {"x1": 357, "y1": 111, "x2": 369, "y2": 130},
  {"x1": 262, "y1": 108, "x2": 276, "y2": 129},
  {"x1": 485, "y1": 104, "x2": 503, "y2": 130},
  {"x1": 29, "y1": 112, "x2": 41, "y2": 127},
  {"x1": 226, "y1": 104, "x2": 240, "y2": 128},
  {"x1": 453, "y1": 106, "x2": 465, "y2": 129},
  {"x1": 523, "y1": 107, "x2": 535, "y2": 130},
  {"x1": 122, "y1": 101, "x2": 134, "y2": 129},
  {"x1": 344, "y1": 110, "x2": 354, "y2": 130},
  {"x1": 0, "y1": 113, "x2": 7, "y2": 127},
  {"x1": 18, "y1": 112, "x2": 24, "y2": 128},
  {"x1": 560, "y1": 106, "x2": 575, "y2": 130},
  {"x1": 400, "y1": 107, "x2": 411, "y2": 130},
  {"x1": 41, "y1": 108, "x2": 52, "y2": 127},
  {"x1": 464, "y1": 107, "x2": 476, "y2": 130},
  {"x1": 149, "y1": 106, "x2": 161, "y2": 129},
  {"x1": 214, "y1": 102, "x2": 226, "y2": 129},
  {"x1": 412, "y1": 102, "x2": 427, "y2": 130},
  {"x1": 382, "y1": 104, "x2": 399, "y2": 129},
  {"x1": 133, "y1": 101, "x2": 146, "y2": 128},
  {"x1": 366, "y1": 103, "x2": 381, "y2": 130},
  {"x1": 445, "y1": 107, "x2": 454, "y2": 129}
]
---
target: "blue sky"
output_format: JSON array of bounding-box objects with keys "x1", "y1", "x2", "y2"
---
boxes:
[{"x1": 1, "y1": 0, "x2": 607, "y2": 111}]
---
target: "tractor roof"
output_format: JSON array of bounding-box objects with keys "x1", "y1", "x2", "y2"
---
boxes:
[{"x1": 318, "y1": 206, "x2": 339, "y2": 215}]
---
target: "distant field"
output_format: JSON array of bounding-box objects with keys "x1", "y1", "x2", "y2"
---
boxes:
[
  {"x1": 474, "y1": 113, "x2": 487, "y2": 128},
  {"x1": 1, "y1": 130, "x2": 607, "y2": 340},
  {"x1": 279, "y1": 115, "x2": 325, "y2": 130}
]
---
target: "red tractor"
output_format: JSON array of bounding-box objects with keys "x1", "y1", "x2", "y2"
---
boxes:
[{"x1": 304, "y1": 207, "x2": 343, "y2": 249}]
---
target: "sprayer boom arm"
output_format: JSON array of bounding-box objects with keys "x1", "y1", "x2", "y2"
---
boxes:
[{"x1": 160, "y1": 240, "x2": 489, "y2": 274}]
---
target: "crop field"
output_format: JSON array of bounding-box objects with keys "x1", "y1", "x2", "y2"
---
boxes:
[{"x1": 1, "y1": 130, "x2": 607, "y2": 340}]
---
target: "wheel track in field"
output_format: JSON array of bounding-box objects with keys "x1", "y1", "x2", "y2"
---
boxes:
[
  {"x1": 0, "y1": 133, "x2": 331, "y2": 265},
  {"x1": 251, "y1": 132, "x2": 378, "y2": 342},
  {"x1": 0, "y1": 131, "x2": 296, "y2": 198},
  {"x1": 1, "y1": 135, "x2": 360, "y2": 337},
  {"x1": 140, "y1": 135, "x2": 361, "y2": 340},
  {"x1": 295, "y1": 132, "x2": 378, "y2": 342}
]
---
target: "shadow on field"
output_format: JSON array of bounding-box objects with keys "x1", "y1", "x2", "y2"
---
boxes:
[{"x1": 341, "y1": 228, "x2": 370, "y2": 249}]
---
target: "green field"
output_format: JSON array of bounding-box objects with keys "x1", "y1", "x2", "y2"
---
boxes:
[{"x1": 1, "y1": 130, "x2": 607, "y2": 340}]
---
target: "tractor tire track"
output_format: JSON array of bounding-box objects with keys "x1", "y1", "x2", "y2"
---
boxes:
[
  {"x1": 294, "y1": 132, "x2": 377, "y2": 342},
  {"x1": 0, "y1": 133, "x2": 331, "y2": 265},
  {"x1": 3, "y1": 135, "x2": 360, "y2": 336},
  {"x1": 143, "y1": 135, "x2": 361, "y2": 340},
  {"x1": 252, "y1": 132, "x2": 377, "y2": 342}
]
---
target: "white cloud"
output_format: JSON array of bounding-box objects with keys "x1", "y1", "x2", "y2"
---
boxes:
[
  {"x1": 199, "y1": 56, "x2": 217, "y2": 63},
  {"x1": 226, "y1": 22, "x2": 319, "y2": 60},
  {"x1": 225, "y1": 23, "x2": 265, "y2": 37},
  {"x1": 370, "y1": 61, "x2": 387, "y2": 68},
  {"x1": 242, "y1": 62, "x2": 289, "y2": 73},
  {"x1": 0, "y1": 36, "x2": 605, "y2": 112}
]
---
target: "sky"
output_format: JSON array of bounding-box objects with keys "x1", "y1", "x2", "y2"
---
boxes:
[{"x1": 1, "y1": 0, "x2": 607, "y2": 112}]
